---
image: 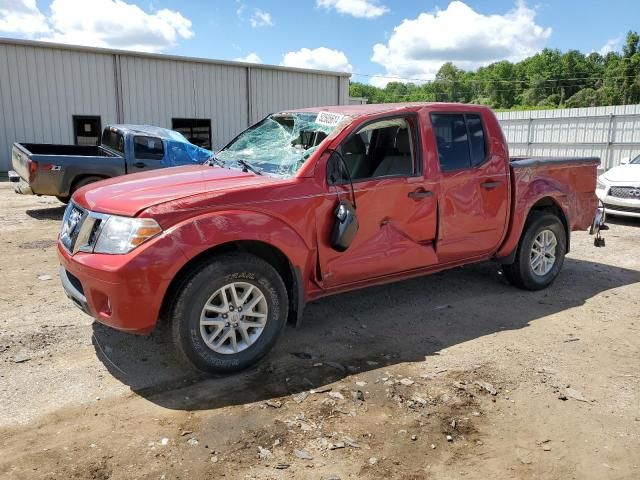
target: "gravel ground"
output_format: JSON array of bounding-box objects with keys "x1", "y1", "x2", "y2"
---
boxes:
[{"x1": 0, "y1": 180, "x2": 639, "y2": 480}]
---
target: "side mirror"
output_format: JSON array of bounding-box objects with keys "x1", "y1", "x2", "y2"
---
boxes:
[
  {"x1": 620, "y1": 157, "x2": 630, "y2": 165},
  {"x1": 331, "y1": 200, "x2": 359, "y2": 252}
]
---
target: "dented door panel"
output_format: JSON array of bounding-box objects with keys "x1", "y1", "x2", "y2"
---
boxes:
[{"x1": 316, "y1": 177, "x2": 437, "y2": 287}]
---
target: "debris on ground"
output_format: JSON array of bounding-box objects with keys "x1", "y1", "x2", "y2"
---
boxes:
[
  {"x1": 475, "y1": 380, "x2": 498, "y2": 395},
  {"x1": 257, "y1": 446, "x2": 272, "y2": 460},
  {"x1": 564, "y1": 387, "x2": 588, "y2": 402},
  {"x1": 265, "y1": 399, "x2": 282, "y2": 408},
  {"x1": 328, "y1": 391, "x2": 345, "y2": 400},
  {"x1": 294, "y1": 449, "x2": 313, "y2": 460}
]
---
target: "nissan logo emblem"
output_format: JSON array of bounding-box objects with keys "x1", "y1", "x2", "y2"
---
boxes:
[{"x1": 630, "y1": 189, "x2": 640, "y2": 197}]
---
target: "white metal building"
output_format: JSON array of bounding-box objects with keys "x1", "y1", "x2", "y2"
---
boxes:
[
  {"x1": 497, "y1": 104, "x2": 640, "y2": 170},
  {"x1": 0, "y1": 38, "x2": 350, "y2": 172}
]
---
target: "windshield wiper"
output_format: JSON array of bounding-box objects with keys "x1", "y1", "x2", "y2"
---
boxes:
[
  {"x1": 236, "y1": 159, "x2": 263, "y2": 175},
  {"x1": 207, "y1": 155, "x2": 226, "y2": 168}
]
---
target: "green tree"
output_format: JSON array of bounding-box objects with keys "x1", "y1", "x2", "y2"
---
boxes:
[{"x1": 348, "y1": 31, "x2": 640, "y2": 110}]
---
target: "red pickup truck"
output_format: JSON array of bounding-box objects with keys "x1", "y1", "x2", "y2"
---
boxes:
[{"x1": 58, "y1": 103, "x2": 603, "y2": 373}]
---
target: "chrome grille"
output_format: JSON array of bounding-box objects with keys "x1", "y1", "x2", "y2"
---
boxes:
[
  {"x1": 60, "y1": 202, "x2": 86, "y2": 252},
  {"x1": 609, "y1": 186, "x2": 640, "y2": 199},
  {"x1": 60, "y1": 203, "x2": 109, "y2": 254}
]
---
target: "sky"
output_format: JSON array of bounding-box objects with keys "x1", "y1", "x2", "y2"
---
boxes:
[{"x1": 0, "y1": 0, "x2": 638, "y2": 86}]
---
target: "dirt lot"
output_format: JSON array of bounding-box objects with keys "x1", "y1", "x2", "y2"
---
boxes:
[{"x1": 0, "y1": 180, "x2": 638, "y2": 480}]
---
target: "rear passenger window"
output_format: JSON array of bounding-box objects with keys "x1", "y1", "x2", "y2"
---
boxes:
[
  {"x1": 134, "y1": 136, "x2": 164, "y2": 160},
  {"x1": 466, "y1": 114, "x2": 486, "y2": 166},
  {"x1": 431, "y1": 113, "x2": 487, "y2": 171}
]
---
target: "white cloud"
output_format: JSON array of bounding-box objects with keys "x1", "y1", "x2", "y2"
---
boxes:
[
  {"x1": 38, "y1": 0, "x2": 193, "y2": 53},
  {"x1": 235, "y1": 52, "x2": 262, "y2": 63},
  {"x1": 370, "y1": 0, "x2": 551, "y2": 86},
  {"x1": 317, "y1": 0, "x2": 388, "y2": 19},
  {"x1": 0, "y1": 0, "x2": 50, "y2": 36},
  {"x1": 281, "y1": 47, "x2": 353, "y2": 72},
  {"x1": 249, "y1": 8, "x2": 273, "y2": 27},
  {"x1": 598, "y1": 37, "x2": 621, "y2": 56}
]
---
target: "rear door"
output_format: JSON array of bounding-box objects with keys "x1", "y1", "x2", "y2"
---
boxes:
[
  {"x1": 429, "y1": 112, "x2": 509, "y2": 262},
  {"x1": 129, "y1": 136, "x2": 165, "y2": 172},
  {"x1": 316, "y1": 114, "x2": 439, "y2": 287}
]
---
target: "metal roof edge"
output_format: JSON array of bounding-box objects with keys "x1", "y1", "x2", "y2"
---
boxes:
[{"x1": 0, "y1": 37, "x2": 353, "y2": 78}]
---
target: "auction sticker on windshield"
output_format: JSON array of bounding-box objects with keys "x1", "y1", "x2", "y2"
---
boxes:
[{"x1": 315, "y1": 112, "x2": 345, "y2": 127}]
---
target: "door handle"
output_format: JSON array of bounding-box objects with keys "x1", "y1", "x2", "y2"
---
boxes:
[
  {"x1": 408, "y1": 189, "x2": 433, "y2": 199},
  {"x1": 481, "y1": 181, "x2": 502, "y2": 189},
  {"x1": 134, "y1": 162, "x2": 146, "y2": 168}
]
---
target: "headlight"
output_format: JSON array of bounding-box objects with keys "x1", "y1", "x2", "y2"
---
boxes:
[
  {"x1": 596, "y1": 177, "x2": 608, "y2": 191},
  {"x1": 93, "y1": 216, "x2": 162, "y2": 254}
]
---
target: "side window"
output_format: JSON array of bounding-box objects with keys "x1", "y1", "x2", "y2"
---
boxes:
[
  {"x1": 431, "y1": 113, "x2": 487, "y2": 171},
  {"x1": 467, "y1": 114, "x2": 487, "y2": 166},
  {"x1": 134, "y1": 136, "x2": 164, "y2": 160},
  {"x1": 101, "y1": 128, "x2": 124, "y2": 154},
  {"x1": 431, "y1": 114, "x2": 470, "y2": 171},
  {"x1": 333, "y1": 117, "x2": 415, "y2": 183}
]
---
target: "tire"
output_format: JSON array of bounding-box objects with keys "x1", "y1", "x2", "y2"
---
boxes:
[
  {"x1": 170, "y1": 253, "x2": 288, "y2": 374},
  {"x1": 56, "y1": 195, "x2": 70, "y2": 204},
  {"x1": 70, "y1": 176, "x2": 104, "y2": 197},
  {"x1": 502, "y1": 211, "x2": 566, "y2": 291}
]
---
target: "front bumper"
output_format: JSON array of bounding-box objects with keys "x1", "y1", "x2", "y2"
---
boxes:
[
  {"x1": 597, "y1": 189, "x2": 640, "y2": 218},
  {"x1": 8, "y1": 170, "x2": 33, "y2": 195},
  {"x1": 58, "y1": 235, "x2": 188, "y2": 334}
]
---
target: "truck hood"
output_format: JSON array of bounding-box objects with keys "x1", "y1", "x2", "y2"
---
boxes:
[
  {"x1": 601, "y1": 164, "x2": 640, "y2": 183},
  {"x1": 75, "y1": 165, "x2": 278, "y2": 216}
]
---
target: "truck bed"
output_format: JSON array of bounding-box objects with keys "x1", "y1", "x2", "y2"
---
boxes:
[
  {"x1": 11, "y1": 142, "x2": 124, "y2": 197},
  {"x1": 18, "y1": 143, "x2": 119, "y2": 157},
  {"x1": 497, "y1": 155, "x2": 600, "y2": 259}
]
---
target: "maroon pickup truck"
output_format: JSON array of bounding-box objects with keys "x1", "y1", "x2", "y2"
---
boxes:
[{"x1": 57, "y1": 103, "x2": 605, "y2": 373}]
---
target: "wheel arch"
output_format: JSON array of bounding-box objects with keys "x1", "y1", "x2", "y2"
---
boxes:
[
  {"x1": 528, "y1": 196, "x2": 570, "y2": 253},
  {"x1": 159, "y1": 239, "x2": 304, "y2": 328},
  {"x1": 497, "y1": 194, "x2": 570, "y2": 264}
]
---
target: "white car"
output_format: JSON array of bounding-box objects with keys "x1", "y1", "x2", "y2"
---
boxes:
[{"x1": 596, "y1": 154, "x2": 640, "y2": 218}]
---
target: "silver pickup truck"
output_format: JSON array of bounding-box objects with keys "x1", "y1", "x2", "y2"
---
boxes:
[{"x1": 9, "y1": 124, "x2": 213, "y2": 203}]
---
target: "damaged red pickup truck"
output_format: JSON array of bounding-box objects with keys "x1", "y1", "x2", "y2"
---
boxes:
[{"x1": 58, "y1": 103, "x2": 603, "y2": 373}]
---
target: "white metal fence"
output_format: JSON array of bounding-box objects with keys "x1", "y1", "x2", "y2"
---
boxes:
[{"x1": 496, "y1": 104, "x2": 640, "y2": 170}]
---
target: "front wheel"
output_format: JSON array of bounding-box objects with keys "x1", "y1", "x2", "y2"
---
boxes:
[
  {"x1": 170, "y1": 253, "x2": 288, "y2": 374},
  {"x1": 502, "y1": 212, "x2": 566, "y2": 290}
]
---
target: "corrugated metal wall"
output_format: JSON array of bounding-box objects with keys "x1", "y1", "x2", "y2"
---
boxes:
[
  {"x1": 248, "y1": 69, "x2": 344, "y2": 123},
  {"x1": 0, "y1": 43, "x2": 118, "y2": 170},
  {"x1": 497, "y1": 104, "x2": 640, "y2": 170},
  {"x1": 0, "y1": 39, "x2": 350, "y2": 172},
  {"x1": 118, "y1": 55, "x2": 250, "y2": 150}
]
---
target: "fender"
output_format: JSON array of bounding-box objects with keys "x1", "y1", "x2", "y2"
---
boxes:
[
  {"x1": 165, "y1": 209, "x2": 316, "y2": 297},
  {"x1": 496, "y1": 178, "x2": 571, "y2": 259}
]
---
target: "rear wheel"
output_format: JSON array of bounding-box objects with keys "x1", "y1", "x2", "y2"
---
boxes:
[
  {"x1": 56, "y1": 195, "x2": 70, "y2": 204},
  {"x1": 170, "y1": 253, "x2": 288, "y2": 373},
  {"x1": 502, "y1": 211, "x2": 566, "y2": 290}
]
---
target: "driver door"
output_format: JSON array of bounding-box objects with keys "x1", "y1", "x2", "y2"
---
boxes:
[
  {"x1": 315, "y1": 115, "x2": 438, "y2": 288},
  {"x1": 129, "y1": 136, "x2": 165, "y2": 172}
]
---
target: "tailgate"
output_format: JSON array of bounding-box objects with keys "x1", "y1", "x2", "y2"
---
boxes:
[{"x1": 11, "y1": 144, "x2": 31, "y2": 181}]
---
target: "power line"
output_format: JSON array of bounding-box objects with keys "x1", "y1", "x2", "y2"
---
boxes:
[{"x1": 349, "y1": 71, "x2": 639, "y2": 85}]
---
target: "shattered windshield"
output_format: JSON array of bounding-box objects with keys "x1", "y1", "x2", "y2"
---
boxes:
[{"x1": 217, "y1": 112, "x2": 344, "y2": 177}]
